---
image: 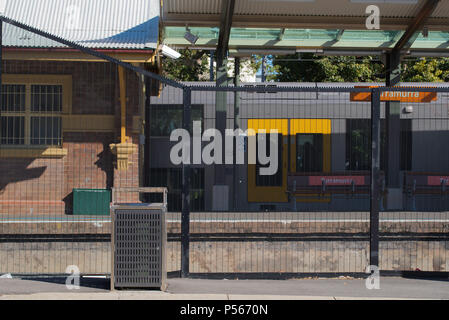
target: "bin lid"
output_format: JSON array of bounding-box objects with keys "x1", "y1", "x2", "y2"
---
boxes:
[{"x1": 112, "y1": 203, "x2": 165, "y2": 208}]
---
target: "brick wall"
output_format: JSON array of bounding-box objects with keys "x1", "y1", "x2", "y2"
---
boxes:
[
  {"x1": 0, "y1": 60, "x2": 142, "y2": 216},
  {"x1": 3, "y1": 60, "x2": 118, "y2": 114},
  {"x1": 0, "y1": 158, "x2": 65, "y2": 215},
  {"x1": 112, "y1": 134, "x2": 141, "y2": 203}
]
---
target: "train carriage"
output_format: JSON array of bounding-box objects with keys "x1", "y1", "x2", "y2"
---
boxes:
[{"x1": 148, "y1": 82, "x2": 449, "y2": 212}]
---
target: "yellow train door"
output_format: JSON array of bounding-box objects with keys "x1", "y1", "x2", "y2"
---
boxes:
[
  {"x1": 247, "y1": 119, "x2": 289, "y2": 203},
  {"x1": 290, "y1": 119, "x2": 331, "y2": 173},
  {"x1": 290, "y1": 119, "x2": 332, "y2": 202},
  {"x1": 247, "y1": 119, "x2": 331, "y2": 203}
]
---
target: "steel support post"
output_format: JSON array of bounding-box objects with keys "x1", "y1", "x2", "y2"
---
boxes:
[
  {"x1": 181, "y1": 87, "x2": 192, "y2": 278},
  {"x1": 370, "y1": 88, "x2": 381, "y2": 267},
  {"x1": 385, "y1": 51, "x2": 401, "y2": 188}
]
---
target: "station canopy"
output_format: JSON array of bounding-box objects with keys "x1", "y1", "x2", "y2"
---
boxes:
[{"x1": 161, "y1": 0, "x2": 449, "y2": 57}]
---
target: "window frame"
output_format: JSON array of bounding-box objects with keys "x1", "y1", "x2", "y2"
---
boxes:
[
  {"x1": 0, "y1": 74, "x2": 72, "y2": 148},
  {"x1": 148, "y1": 167, "x2": 205, "y2": 212},
  {"x1": 296, "y1": 133, "x2": 324, "y2": 173},
  {"x1": 345, "y1": 119, "x2": 412, "y2": 172},
  {"x1": 150, "y1": 104, "x2": 204, "y2": 137}
]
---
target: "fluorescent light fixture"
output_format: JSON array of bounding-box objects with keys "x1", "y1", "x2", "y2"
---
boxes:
[
  {"x1": 185, "y1": 46, "x2": 215, "y2": 50},
  {"x1": 296, "y1": 49, "x2": 324, "y2": 53},
  {"x1": 184, "y1": 28, "x2": 199, "y2": 45},
  {"x1": 161, "y1": 45, "x2": 181, "y2": 59},
  {"x1": 408, "y1": 51, "x2": 449, "y2": 57},
  {"x1": 229, "y1": 49, "x2": 296, "y2": 57},
  {"x1": 321, "y1": 50, "x2": 383, "y2": 56}
]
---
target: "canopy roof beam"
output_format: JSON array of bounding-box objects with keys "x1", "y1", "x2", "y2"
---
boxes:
[
  {"x1": 335, "y1": 29, "x2": 345, "y2": 42},
  {"x1": 393, "y1": 0, "x2": 440, "y2": 54},
  {"x1": 216, "y1": 0, "x2": 235, "y2": 68},
  {"x1": 163, "y1": 14, "x2": 449, "y2": 31},
  {"x1": 278, "y1": 28, "x2": 286, "y2": 41}
]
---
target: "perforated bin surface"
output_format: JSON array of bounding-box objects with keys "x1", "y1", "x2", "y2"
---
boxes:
[{"x1": 113, "y1": 207, "x2": 165, "y2": 288}]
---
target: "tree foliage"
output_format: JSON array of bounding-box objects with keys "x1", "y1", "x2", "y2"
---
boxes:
[
  {"x1": 269, "y1": 53, "x2": 385, "y2": 82},
  {"x1": 270, "y1": 54, "x2": 449, "y2": 83},
  {"x1": 162, "y1": 50, "x2": 449, "y2": 83},
  {"x1": 401, "y1": 57, "x2": 449, "y2": 82},
  {"x1": 162, "y1": 49, "x2": 210, "y2": 81}
]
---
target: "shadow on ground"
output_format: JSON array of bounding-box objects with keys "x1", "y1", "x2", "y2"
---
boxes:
[{"x1": 22, "y1": 277, "x2": 111, "y2": 290}]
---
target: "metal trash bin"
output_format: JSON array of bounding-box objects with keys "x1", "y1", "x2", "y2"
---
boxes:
[{"x1": 111, "y1": 188, "x2": 167, "y2": 290}]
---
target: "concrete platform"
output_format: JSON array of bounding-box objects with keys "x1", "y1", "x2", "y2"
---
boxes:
[{"x1": 0, "y1": 276, "x2": 448, "y2": 300}]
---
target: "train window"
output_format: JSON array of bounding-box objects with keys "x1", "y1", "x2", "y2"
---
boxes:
[
  {"x1": 346, "y1": 119, "x2": 412, "y2": 171},
  {"x1": 296, "y1": 134, "x2": 323, "y2": 173},
  {"x1": 150, "y1": 104, "x2": 203, "y2": 136},
  {"x1": 345, "y1": 120, "x2": 378, "y2": 171},
  {"x1": 256, "y1": 133, "x2": 283, "y2": 187},
  {"x1": 148, "y1": 168, "x2": 205, "y2": 212}
]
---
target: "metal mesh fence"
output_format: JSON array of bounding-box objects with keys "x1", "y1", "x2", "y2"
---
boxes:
[
  {"x1": 150, "y1": 85, "x2": 449, "y2": 276},
  {"x1": 0, "y1": 56, "x2": 142, "y2": 275},
  {"x1": 377, "y1": 88, "x2": 449, "y2": 273},
  {"x1": 0, "y1": 17, "x2": 448, "y2": 278}
]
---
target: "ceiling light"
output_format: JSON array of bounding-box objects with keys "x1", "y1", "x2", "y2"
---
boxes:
[{"x1": 160, "y1": 45, "x2": 181, "y2": 59}]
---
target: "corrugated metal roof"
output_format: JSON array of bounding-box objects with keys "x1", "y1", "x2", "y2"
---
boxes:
[
  {"x1": 1, "y1": 0, "x2": 160, "y2": 49},
  {"x1": 163, "y1": 0, "x2": 449, "y2": 29},
  {"x1": 164, "y1": 0, "x2": 449, "y2": 19},
  {"x1": 164, "y1": 0, "x2": 425, "y2": 17}
]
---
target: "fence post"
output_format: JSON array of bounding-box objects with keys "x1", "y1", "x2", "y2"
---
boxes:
[
  {"x1": 0, "y1": 20, "x2": 2, "y2": 108},
  {"x1": 370, "y1": 88, "x2": 381, "y2": 268},
  {"x1": 0, "y1": 20, "x2": 2, "y2": 153},
  {"x1": 181, "y1": 87, "x2": 192, "y2": 278},
  {"x1": 143, "y1": 77, "x2": 152, "y2": 200}
]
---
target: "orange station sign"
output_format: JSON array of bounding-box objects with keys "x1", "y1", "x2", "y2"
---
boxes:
[{"x1": 350, "y1": 86, "x2": 438, "y2": 103}]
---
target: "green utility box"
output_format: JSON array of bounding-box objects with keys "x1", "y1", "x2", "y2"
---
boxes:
[{"x1": 72, "y1": 189, "x2": 111, "y2": 216}]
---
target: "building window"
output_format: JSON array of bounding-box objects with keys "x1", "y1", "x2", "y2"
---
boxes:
[
  {"x1": 346, "y1": 119, "x2": 412, "y2": 171},
  {"x1": 255, "y1": 133, "x2": 283, "y2": 187},
  {"x1": 150, "y1": 104, "x2": 203, "y2": 137},
  {"x1": 0, "y1": 75, "x2": 71, "y2": 147},
  {"x1": 148, "y1": 168, "x2": 205, "y2": 212},
  {"x1": 296, "y1": 133, "x2": 323, "y2": 173}
]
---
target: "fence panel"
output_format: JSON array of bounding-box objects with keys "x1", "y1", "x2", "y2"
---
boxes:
[
  {"x1": 0, "y1": 52, "x2": 144, "y2": 275},
  {"x1": 155, "y1": 85, "x2": 374, "y2": 275},
  {"x1": 1, "y1": 17, "x2": 449, "y2": 278},
  {"x1": 377, "y1": 87, "x2": 449, "y2": 273}
]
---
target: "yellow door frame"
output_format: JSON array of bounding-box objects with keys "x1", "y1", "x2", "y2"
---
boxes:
[
  {"x1": 291, "y1": 119, "x2": 332, "y2": 203},
  {"x1": 247, "y1": 118, "x2": 332, "y2": 203},
  {"x1": 290, "y1": 119, "x2": 331, "y2": 173},
  {"x1": 247, "y1": 119, "x2": 289, "y2": 203}
]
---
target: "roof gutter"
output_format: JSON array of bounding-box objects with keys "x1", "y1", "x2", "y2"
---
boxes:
[{"x1": 2, "y1": 47, "x2": 154, "y2": 53}]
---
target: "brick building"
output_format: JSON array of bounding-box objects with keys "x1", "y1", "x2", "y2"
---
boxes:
[{"x1": 0, "y1": 0, "x2": 160, "y2": 216}]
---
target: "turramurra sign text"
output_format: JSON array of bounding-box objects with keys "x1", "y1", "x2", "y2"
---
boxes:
[{"x1": 351, "y1": 86, "x2": 438, "y2": 103}]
